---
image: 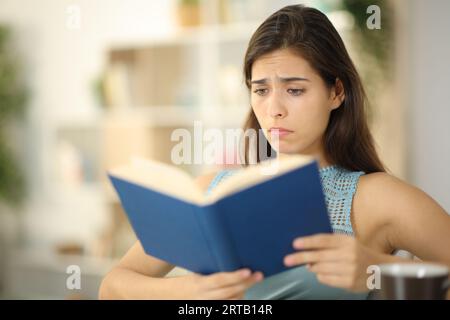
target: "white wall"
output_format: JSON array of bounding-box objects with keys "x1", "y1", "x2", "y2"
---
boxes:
[
  {"x1": 0, "y1": 0, "x2": 176, "y2": 249},
  {"x1": 408, "y1": 0, "x2": 450, "y2": 212}
]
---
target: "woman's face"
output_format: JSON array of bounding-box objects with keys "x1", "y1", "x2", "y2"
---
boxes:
[{"x1": 250, "y1": 48, "x2": 344, "y2": 157}]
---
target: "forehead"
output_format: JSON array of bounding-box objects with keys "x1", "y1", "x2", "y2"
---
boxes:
[{"x1": 251, "y1": 48, "x2": 315, "y2": 80}]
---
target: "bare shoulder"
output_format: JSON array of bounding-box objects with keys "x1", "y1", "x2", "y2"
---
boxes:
[
  {"x1": 356, "y1": 172, "x2": 450, "y2": 261},
  {"x1": 355, "y1": 172, "x2": 424, "y2": 225},
  {"x1": 357, "y1": 172, "x2": 405, "y2": 204},
  {"x1": 352, "y1": 173, "x2": 410, "y2": 247},
  {"x1": 194, "y1": 171, "x2": 219, "y2": 192},
  {"x1": 353, "y1": 171, "x2": 450, "y2": 252},
  {"x1": 356, "y1": 172, "x2": 436, "y2": 218}
]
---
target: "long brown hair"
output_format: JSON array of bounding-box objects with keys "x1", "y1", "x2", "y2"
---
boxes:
[{"x1": 242, "y1": 4, "x2": 385, "y2": 173}]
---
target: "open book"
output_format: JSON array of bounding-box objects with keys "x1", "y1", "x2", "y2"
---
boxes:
[{"x1": 108, "y1": 155, "x2": 332, "y2": 277}]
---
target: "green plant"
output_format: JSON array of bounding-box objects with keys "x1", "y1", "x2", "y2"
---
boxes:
[
  {"x1": 178, "y1": 0, "x2": 201, "y2": 6},
  {"x1": 0, "y1": 25, "x2": 28, "y2": 207},
  {"x1": 341, "y1": 0, "x2": 394, "y2": 72},
  {"x1": 340, "y1": 0, "x2": 394, "y2": 122}
]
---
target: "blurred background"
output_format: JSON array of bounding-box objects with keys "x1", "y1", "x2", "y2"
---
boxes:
[{"x1": 0, "y1": 0, "x2": 448, "y2": 299}]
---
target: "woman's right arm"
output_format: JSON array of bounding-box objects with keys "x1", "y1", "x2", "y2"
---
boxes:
[
  {"x1": 99, "y1": 241, "x2": 263, "y2": 299},
  {"x1": 98, "y1": 241, "x2": 176, "y2": 299},
  {"x1": 99, "y1": 171, "x2": 263, "y2": 299}
]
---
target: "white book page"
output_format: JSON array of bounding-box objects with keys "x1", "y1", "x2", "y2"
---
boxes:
[
  {"x1": 205, "y1": 154, "x2": 314, "y2": 204},
  {"x1": 108, "y1": 157, "x2": 204, "y2": 204}
]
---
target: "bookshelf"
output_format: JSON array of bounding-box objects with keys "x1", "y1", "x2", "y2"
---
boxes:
[{"x1": 48, "y1": 10, "x2": 261, "y2": 268}]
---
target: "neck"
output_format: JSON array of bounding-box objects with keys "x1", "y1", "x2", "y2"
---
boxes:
[
  {"x1": 316, "y1": 156, "x2": 333, "y2": 169},
  {"x1": 277, "y1": 152, "x2": 333, "y2": 168}
]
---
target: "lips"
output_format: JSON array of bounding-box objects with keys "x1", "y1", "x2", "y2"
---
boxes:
[{"x1": 268, "y1": 127, "x2": 294, "y2": 137}]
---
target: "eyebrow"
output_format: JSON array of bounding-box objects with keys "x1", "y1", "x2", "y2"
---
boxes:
[{"x1": 250, "y1": 77, "x2": 310, "y2": 85}]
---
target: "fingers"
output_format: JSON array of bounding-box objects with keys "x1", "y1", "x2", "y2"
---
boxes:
[
  {"x1": 316, "y1": 274, "x2": 349, "y2": 288},
  {"x1": 211, "y1": 272, "x2": 264, "y2": 299},
  {"x1": 202, "y1": 269, "x2": 262, "y2": 290},
  {"x1": 285, "y1": 234, "x2": 353, "y2": 267},
  {"x1": 307, "y1": 262, "x2": 351, "y2": 276},
  {"x1": 284, "y1": 249, "x2": 344, "y2": 267},
  {"x1": 293, "y1": 233, "x2": 350, "y2": 250}
]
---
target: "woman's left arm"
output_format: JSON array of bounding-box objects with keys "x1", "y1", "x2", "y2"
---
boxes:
[
  {"x1": 283, "y1": 172, "x2": 450, "y2": 292},
  {"x1": 376, "y1": 174, "x2": 450, "y2": 264}
]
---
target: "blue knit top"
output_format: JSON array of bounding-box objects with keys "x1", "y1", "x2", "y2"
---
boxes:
[{"x1": 206, "y1": 164, "x2": 371, "y2": 300}]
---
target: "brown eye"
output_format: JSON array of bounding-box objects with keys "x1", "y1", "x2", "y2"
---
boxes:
[
  {"x1": 287, "y1": 89, "x2": 305, "y2": 96},
  {"x1": 253, "y1": 88, "x2": 268, "y2": 96}
]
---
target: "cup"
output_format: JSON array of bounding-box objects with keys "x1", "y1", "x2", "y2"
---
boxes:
[{"x1": 378, "y1": 263, "x2": 449, "y2": 300}]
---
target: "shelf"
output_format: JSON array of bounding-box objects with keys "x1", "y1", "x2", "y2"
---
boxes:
[
  {"x1": 104, "y1": 106, "x2": 202, "y2": 127},
  {"x1": 50, "y1": 106, "x2": 248, "y2": 130},
  {"x1": 211, "y1": 21, "x2": 261, "y2": 42},
  {"x1": 103, "y1": 105, "x2": 249, "y2": 128},
  {"x1": 106, "y1": 11, "x2": 352, "y2": 50},
  {"x1": 107, "y1": 21, "x2": 261, "y2": 49}
]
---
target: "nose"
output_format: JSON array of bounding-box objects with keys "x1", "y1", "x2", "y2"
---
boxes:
[{"x1": 268, "y1": 93, "x2": 287, "y2": 119}]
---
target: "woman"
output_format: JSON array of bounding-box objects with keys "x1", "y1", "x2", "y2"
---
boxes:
[{"x1": 99, "y1": 4, "x2": 450, "y2": 299}]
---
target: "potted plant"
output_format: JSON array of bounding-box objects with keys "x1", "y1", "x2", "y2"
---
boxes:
[
  {"x1": 0, "y1": 25, "x2": 27, "y2": 208},
  {"x1": 0, "y1": 25, "x2": 28, "y2": 297},
  {"x1": 176, "y1": 0, "x2": 202, "y2": 27}
]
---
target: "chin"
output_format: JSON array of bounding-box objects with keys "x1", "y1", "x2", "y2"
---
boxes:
[
  {"x1": 272, "y1": 140, "x2": 313, "y2": 155},
  {"x1": 272, "y1": 142, "x2": 301, "y2": 154}
]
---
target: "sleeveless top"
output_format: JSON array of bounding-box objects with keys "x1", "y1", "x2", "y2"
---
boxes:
[{"x1": 206, "y1": 164, "x2": 371, "y2": 300}]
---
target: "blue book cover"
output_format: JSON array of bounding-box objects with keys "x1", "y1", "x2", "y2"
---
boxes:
[{"x1": 108, "y1": 156, "x2": 332, "y2": 277}]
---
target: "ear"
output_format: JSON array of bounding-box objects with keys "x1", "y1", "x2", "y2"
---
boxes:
[{"x1": 330, "y1": 78, "x2": 345, "y2": 110}]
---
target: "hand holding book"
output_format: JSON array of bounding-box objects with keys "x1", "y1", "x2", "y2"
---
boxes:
[{"x1": 165, "y1": 268, "x2": 264, "y2": 299}]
